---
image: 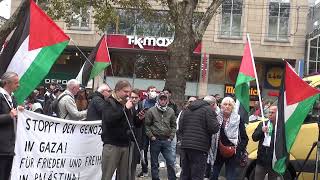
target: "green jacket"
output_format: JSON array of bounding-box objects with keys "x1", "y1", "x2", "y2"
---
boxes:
[{"x1": 144, "y1": 106, "x2": 176, "y2": 140}]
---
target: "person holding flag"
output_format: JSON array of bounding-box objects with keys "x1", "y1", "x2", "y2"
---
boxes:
[
  {"x1": 0, "y1": 71, "x2": 19, "y2": 180},
  {"x1": 272, "y1": 62, "x2": 320, "y2": 176},
  {"x1": 252, "y1": 105, "x2": 280, "y2": 179}
]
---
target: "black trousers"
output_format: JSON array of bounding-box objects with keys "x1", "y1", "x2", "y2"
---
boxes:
[
  {"x1": 141, "y1": 137, "x2": 149, "y2": 173},
  {"x1": 180, "y1": 148, "x2": 207, "y2": 180},
  {"x1": 0, "y1": 156, "x2": 13, "y2": 180}
]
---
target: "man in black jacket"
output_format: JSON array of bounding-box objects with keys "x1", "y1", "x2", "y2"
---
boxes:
[
  {"x1": 178, "y1": 98, "x2": 220, "y2": 180},
  {"x1": 101, "y1": 80, "x2": 134, "y2": 180},
  {"x1": 0, "y1": 71, "x2": 19, "y2": 180},
  {"x1": 252, "y1": 105, "x2": 280, "y2": 180},
  {"x1": 86, "y1": 83, "x2": 112, "y2": 120}
]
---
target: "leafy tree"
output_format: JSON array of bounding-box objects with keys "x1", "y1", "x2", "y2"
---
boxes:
[{"x1": 0, "y1": 0, "x2": 223, "y2": 106}]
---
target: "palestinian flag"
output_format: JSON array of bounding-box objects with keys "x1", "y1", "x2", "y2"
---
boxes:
[
  {"x1": 0, "y1": 0, "x2": 69, "y2": 104},
  {"x1": 235, "y1": 36, "x2": 256, "y2": 122},
  {"x1": 76, "y1": 35, "x2": 111, "y2": 86},
  {"x1": 273, "y1": 62, "x2": 320, "y2": 174}
]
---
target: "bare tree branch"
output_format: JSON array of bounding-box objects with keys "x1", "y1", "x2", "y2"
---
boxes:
[
  {"x1": 0, "y1": 0, "x2": 29, "y2": 47},
  {"x1": 194, "y1": 0, "x2": 222, "y2": 43},
  {"x1": 167, "y1": 0, "x2": 179, "y2": 23}
]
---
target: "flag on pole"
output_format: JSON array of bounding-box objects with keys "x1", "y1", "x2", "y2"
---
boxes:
[
  {"x1": 76, "y1": 35, "x2": 111, "y2": 86},
  {"x1": 0, "y1": 0, "x2": 69, "y2": 104},
  {"x1": 273, "y1": 62, "x2": 320, "y2": 174},
  {"x1": 235, "y1": 38, "x2": 256, "y2": 122}
]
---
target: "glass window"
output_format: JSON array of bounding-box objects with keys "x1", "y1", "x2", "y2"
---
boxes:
[
  {"x1": 220, "y1": 0, "x2": 243, "y2": 38},
  {"x1": 105, "y1": 52, "x2": 200, "y2": 82},
  {"x1": 267, "y1": 0, "x2": 290, "y2": 41},
  {"x1": 308, "y1": 36, "x2": 320, "y2": 74},
  {"x1": 107, "y1": 9, "x2": 174, "y2": 37},
  {"x1": 309, "y1": 61, "x2": 317, "y2": 74},
  {"x1": 208, "y1": 60, "x2": 226, "y2": 84},
  {"x1": 69, "y1": 7, "x2": 91, "y2": 30},
  {"x1": 310, "y1": 47, "x2": 317, "y2": 60}
]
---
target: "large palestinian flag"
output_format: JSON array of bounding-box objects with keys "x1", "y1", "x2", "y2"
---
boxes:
[
  {"x1": 273, "y1": 62, "x2": 320, "y2": 174},
  {"x1": 0, "y1": 0, "x2": 69, "y2": 104},
  {"x1": 235, "y1": 37, "x2": 256, "y2": 123},
  {"x1": 76, "y1": 35, "x2": 111, "y2": 86}
]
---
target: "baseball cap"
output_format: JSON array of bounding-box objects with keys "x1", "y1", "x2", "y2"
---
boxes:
[{"x1": 158, "y1": 92, "x2": 168, "y2": 99}]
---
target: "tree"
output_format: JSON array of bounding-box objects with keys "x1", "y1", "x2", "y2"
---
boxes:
[
  {"x1": 0, "y1": 0, "x2": 223, "y2": 107},
  {"x1": 164, "y1": 0, "x2": 222, "y2": 106}
]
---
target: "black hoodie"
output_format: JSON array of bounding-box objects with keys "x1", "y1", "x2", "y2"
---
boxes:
[{"x1": 179, "y1": 100, "x2": 220, "y2": 152}]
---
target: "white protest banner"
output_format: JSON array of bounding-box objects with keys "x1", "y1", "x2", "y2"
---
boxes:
[{"x1": 11, "y1": 110, "x2": 103, "y2": 180}]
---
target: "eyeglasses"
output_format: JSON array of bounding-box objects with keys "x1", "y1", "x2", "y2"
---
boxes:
[{"x1": 131, "y1": 96, "x2": 140, "y2": 99}]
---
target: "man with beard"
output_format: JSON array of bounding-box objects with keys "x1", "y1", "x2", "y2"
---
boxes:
[{"x1": 101, "y1": 80, "x2": 134, "y2": 180}]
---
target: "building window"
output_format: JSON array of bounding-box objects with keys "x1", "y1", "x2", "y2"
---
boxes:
[
  {"x1": 308, "y1": 36, "x2": 320, "y2": 74},
  {"x1": 68, "y1": 7, "x2": 92, "y2": 30},
  {"x1": 267, "y1": 0, "x2": 290, "y2": 41},
  {"x1": 105, "y1": 52, "x2": 200, "y2": 82},
  {"x1": 219, "y1": 0, "x2": 243, "y2": 38},
  {"x1": 107, "y1": 9, "x2": 174, "y2": 37}
]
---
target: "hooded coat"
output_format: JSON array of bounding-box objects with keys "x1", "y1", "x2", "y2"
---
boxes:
[{"x1": 178, "y1": 99, "x2": 220, "y2": 152}]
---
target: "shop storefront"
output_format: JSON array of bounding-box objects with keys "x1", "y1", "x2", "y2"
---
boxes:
[
  {"x1": 206, "y1": 56, "x2": 286, "y2": 104},
  {"x1": 43, "y1": 34, "x2": 202, "y2": 96}
]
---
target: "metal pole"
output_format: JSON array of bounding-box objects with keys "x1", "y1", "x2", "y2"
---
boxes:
[{"x1": 246, "y1": 34, "x2": 266, "y2": 126}]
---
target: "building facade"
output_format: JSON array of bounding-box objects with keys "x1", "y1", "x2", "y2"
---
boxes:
[
  {"x1": 306, "y1": 1, "x2": 320, "y2": 76},
  {"x1": 11, "y1": 0, "x2": 309, "y2": 100}
]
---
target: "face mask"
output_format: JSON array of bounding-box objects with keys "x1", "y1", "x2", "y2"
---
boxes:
[{"x1": 149, "y1": 91, "x2": 158, "y2": 99}]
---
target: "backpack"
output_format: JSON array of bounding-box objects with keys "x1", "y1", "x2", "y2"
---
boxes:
[{"x1": 47, "y1": 94, "x2": 70, "y2": 117}]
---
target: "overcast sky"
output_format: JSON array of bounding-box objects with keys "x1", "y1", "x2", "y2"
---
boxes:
[{"x1": 0, "y1": 0, "x2": 11, "y2": 19}]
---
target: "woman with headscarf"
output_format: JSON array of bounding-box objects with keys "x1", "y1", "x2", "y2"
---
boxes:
[{"x1": 209, "y1": 97, "x2": 248, "y2": 180}]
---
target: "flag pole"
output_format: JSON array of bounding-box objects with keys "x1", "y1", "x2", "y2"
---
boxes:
[
  {"x1": 71, "y1": 37, "x2": 110, "y2": 87},
  {"x1": 246, "y1": 34, "x2": 266, "y2": 126},
  {"x1": 103, "y1": 32, "x2": 115, "y2": 86}
]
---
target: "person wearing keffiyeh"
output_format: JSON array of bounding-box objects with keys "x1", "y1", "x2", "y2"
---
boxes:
[
  {"x1": 0, "y1": 71, "x2": 19, "y2": 180},
  {"x1": 208, "y1": 97, "x2": 248, "y2": 180},
  {"x1": 144, "y1": 92, "x2": 177, "y2": 180}
]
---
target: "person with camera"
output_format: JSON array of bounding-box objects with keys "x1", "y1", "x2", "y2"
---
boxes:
[
  {"x1": 209, "y1": 97, "x2": 248, "y2": 180},
  {"x1": 128, "y1": 88, "x2": 145, "y2": 180},
  {"x1": 137, "y1": 85, "x2": 158, "y2": 177},
  {"x1": 252, "y1": 105, "x2": 280, "y2": 180}
]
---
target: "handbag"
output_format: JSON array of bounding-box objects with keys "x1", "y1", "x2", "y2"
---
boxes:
[{"x1": 218, "y1": 140, "x2": 236, "y2": 158}]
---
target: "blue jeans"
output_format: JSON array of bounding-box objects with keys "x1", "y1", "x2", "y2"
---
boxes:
[
  {"x1": 150, "y1": 139, "x2": 176, "y2": 180},
  {"x1": 210, "y1": 154, "x2": 238, "y2": 180},
  {"x1": 171, "y1": 135, "x2": 177, "y2": 164}
]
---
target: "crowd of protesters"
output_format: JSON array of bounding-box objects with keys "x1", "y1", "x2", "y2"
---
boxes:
[{"x1": 0, "y1": 71, "x2": 285, "y2": 180}]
